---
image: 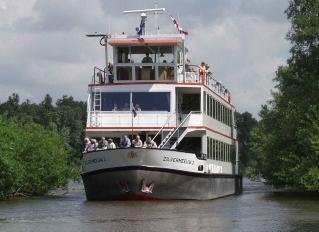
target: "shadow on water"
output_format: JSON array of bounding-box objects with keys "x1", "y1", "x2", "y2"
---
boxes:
[{"x1": 0, "y1": 179, "x2": 318, "y2": 232}]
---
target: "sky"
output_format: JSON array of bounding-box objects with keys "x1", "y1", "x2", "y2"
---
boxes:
[{"x1": 0, "y1": 0, "x2": 291, "y2": 117}]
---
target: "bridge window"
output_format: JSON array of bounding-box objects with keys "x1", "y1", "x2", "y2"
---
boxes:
[
  {"x1": 132, "y1": 92, "x2": 170, "y2": 111},
  {"x1": 117, "y1": 66, "x2": 133, "y2": 80},
  {"x1": 101, "y1": 92, "x2": 130, "y2": 111}
]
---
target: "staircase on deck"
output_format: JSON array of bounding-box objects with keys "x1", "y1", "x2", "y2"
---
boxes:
[{"x1": 154, "y1": 111, "x2": 197, "y2": 150}]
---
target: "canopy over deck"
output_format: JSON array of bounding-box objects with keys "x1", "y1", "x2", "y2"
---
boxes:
[{"x1": 108, "y1": 37, "x2": 183, "y2": 46}]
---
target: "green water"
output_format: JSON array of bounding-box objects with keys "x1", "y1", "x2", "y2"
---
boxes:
[{"x1": 0, "y1": 180, "x2": 318, "y2": 232}]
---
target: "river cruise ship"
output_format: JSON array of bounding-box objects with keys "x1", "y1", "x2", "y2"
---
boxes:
[{"x1": 81, "y1": 8, "x2": 242, "y2": 200}]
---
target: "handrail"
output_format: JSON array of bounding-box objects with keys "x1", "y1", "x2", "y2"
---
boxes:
[
  {"x1": 152, "y1": 113, "x2": 173, "y2": 142},
  {"x1": 160, "y1": 111, "x2": 193, "y2": 148},
  {"x1": 93, "y1": 66, "x2": 107, "y2": 84}
]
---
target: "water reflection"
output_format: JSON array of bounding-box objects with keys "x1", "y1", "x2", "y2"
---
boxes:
[{"x1": 0, "y1": 179, "x2": 318, "y2": 232}]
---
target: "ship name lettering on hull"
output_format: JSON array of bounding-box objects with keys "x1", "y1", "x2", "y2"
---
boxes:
[{"x1": 163, "y1": 156, "x2": 195, "y2": 165}]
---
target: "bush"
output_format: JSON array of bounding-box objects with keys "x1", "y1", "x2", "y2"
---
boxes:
[{"x1": 0, "y1": 115, "x2": 71, "y2": 199}]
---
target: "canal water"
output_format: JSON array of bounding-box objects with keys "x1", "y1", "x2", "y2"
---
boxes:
[{"x1": 0, "y1": 179, "x2": 318, "y2": 232}]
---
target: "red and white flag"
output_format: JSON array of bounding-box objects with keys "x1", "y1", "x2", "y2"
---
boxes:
[{"x1": 170, "y1": 16, "x2": 188, "y2": 35}]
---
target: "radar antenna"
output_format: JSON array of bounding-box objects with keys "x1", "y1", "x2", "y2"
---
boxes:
[{"x1": 123, "y1": 6, "x2": 165, "y2": 35}]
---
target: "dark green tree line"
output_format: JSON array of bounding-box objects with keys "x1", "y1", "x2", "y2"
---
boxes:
[
  {"x1": 249, "y1": 0, "x2": 319, "y2": 190},
  {"x1": 235, "y1": 112, "x2": 258, "y2": 175},
  {"x1": 0, "y1": 93, "x2": 87, "y2": 164}
]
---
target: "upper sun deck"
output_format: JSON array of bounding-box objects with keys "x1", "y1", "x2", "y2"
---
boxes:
[{"x1": 89, "y1": 33, "x2": 231, "y2": 103}]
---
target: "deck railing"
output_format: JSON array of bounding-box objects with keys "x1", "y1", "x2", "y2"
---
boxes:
[
  {"x1": 90, "y1": 64, "x2": 231, "y2": 102},
  {"x1": 87, "y1": 111, "x2": 177, "y2": 128}
]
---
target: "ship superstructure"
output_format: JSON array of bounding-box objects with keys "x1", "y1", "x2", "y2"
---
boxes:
[{"x1": 81, "y1": 7, "x2": 242, "y2": 200}]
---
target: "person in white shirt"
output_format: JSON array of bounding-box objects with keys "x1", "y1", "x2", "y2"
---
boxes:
[
  {"x1": 107, "y1": 138, "x2": 116, "y2": 149},
  {"x1": 132, "y1": 135, "x2": 143, "y2": 148},
  {"x1": 143, "y1": 136, "x2": 157, "y2": 148}
]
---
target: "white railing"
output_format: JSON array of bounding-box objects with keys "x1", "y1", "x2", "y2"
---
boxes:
[
  {"x1": 183, "y1": 71, "x2": 230, "y2": 102},
  {"x1": 87, "y1": 111, "x2": 205, "y2": 129},
  {"x1": 87, "y1": 111, "x2": 177, "y2": 128}
]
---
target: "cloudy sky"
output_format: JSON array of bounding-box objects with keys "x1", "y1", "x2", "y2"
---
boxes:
[{"x1": 0, "y1": 0, "x2": 290, "y2": 117}]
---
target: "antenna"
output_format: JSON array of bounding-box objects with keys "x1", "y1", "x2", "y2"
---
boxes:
[{"x1": 123, "y1": 7, "x2": 165, "y2": 35}]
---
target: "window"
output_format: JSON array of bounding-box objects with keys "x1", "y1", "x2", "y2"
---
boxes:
[
  {"x1": 212, "y1": 99, "x2": 216, "y2": 119},
  {"x1": 117, "y1": 47, "x2": 130, "y2": 63},
  {"x1": 132, "y1": 92, "x2": 170, "y2": 111},
  {"x1": 209, "y1": 138, "x2": 213, "y2": 159},
  {"x1": 213, "y1": 139, "x2": 216, "y2": 160},
  {"x1": 117, "y1": 66, "x2": 133, "y2": 80},
  {"x1": 207, "y1": 137, "x2": 210, "y2": 158},
  {"x1": 203, "y1": 91, "x2": 206, "y2": 114},
  {"x1": 207, "y1": 95, "x2": 210, "y2": 116},
  {"x1": 129, "y1": 46, "x2": 174, "y2": 64},
  {"x1": 217, "y1": 102, "x2": 220, "y2": 121},
  {"x1": 209, "y1": 96, "x2": 213, "y2": 117},
  {"x1": 101, "y1": 92, "x2": 130, "y2": 111}
]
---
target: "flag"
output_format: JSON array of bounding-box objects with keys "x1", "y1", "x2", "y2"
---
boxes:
[
  {"x1": 132, "y1": 104, "x2": 137, "y2": 118},
  {"x1": 170, "y1": 16, "x2": 188, "y2": 35}
]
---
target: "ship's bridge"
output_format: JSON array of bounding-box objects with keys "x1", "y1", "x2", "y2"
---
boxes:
[{"x1": 109, "y1": 34, "x2": 182, "y2": 82}]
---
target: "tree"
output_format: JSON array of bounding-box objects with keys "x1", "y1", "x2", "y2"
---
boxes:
[
  {"x1": 235, "y1": 111, "x2": 258, "y2": 174},
  {"x1": 0, "y1": 115, "x2": 71, "y2": 199},
  {"x1": 0, "y1": 94, "x2": 87, "y2": 166},
  {"x1": 250, "y1": 0, "x2": 319, "y2": 190}
]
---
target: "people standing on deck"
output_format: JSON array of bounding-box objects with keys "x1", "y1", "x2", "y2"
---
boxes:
[
  {"x1": 83, "y1": 137, "x2": 91, "y2": 153},
  {"x1": 141, "y1": 53, "x2": 153, "y2": 63},
  {"x1": 112, "y1": 104, "x2": 118, "y2": 111},
  {"x1": 98, "y1": 137, "x2": 108, "y2": 150},
  {"x1": 199, "y1": 62, "x2": 208, "y2": 84},
  {"x1": 160, "y1": 60, "x2": 168, "y2": 80},
  {"x1": 88, "y1": 138, "x2": 98, "y2": 152},
  {"x1": 107, "y1": 138, "x2": 116, "y2": 149},
  {"x1": 143, "y1": 136, "x2": 157, "y2": 148},
  {"x1": 107, "y1": 62, "x2": 113, "y2": 74},
  {"x1": 134, "y1": 104, "x2": 141, "y2": 111},
  {"x1": 132, "y1": 135, "x2": 143, "y2": 148},
  {"x1": 120, "y1": 135, "x2": 131, "y2": 148}
]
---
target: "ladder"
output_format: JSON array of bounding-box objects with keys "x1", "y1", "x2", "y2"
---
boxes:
[
  {"x1": 92, "y1": 88, "x2": 101, "y2": 126},
  {"x1": 158, "y1": 111, "x2": 193, "y2": 149}
]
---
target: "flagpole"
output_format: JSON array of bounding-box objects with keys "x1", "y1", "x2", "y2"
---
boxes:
[{"x1": 131, "y1": 110, "x2": 134, "y2": 143}]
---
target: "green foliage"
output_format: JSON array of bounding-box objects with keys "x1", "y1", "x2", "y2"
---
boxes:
[
  {"x1": 250, "y1": 0, "x2": 319, "y2": 190},
  {"x1": 235, "y1": 111, "x2": 258, "y2": 174},
  {"x1": 0, "y1": 115, "x2": 72, "y2": 199},
  {"x1": 0, "y1": 94, "x2": 86, "y2": 165}
]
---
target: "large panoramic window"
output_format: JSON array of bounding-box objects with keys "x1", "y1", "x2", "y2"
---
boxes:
[
  {"x1": 101, "y1": 92, "x2": 130, "y2": 111},
  {"x1": 132, "y1": 92, "x2": 170, "y2": 111}
]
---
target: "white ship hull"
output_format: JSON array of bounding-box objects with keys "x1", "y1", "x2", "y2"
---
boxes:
[{"x1": 81, "y1": 148, "x2": 242, "y2": 200}]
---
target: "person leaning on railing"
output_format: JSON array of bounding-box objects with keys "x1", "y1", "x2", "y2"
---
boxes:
[
  {"x1": 97, "y1": 137, "x2": 108, "y2": 150},
  {"x1": 83, "y1": 137, "x2": 90, "y2": 153},
  {"x1": 143, "y1": 136, "x2": 157, "y2": 148},
  {"x1": 132, "y1": 135, "x2": 143, "y2": 148},
  {"x1": 107, "y1": 138, "x2": 116, "y2": 149},
  {"x1": 199, "y1": 62, "x2": 208, "y2": 84}
]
